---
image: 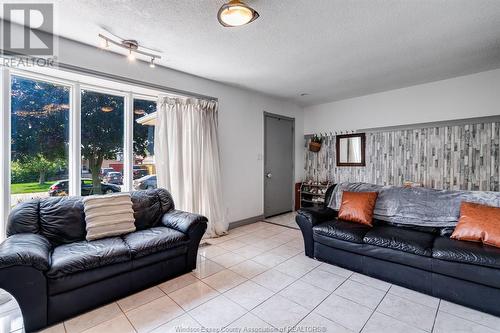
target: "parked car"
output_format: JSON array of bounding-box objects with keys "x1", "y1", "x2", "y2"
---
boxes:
[
  {"x1": 133, "y1": 165, "x2": 149, "y2": 179},
  {"x1": 104, "y1": 171, "x2": 123, "y2": 185},
  {"x1": 49, "y1": 179, "x2": 121, "y2": 196},
  {"x1": 133, "y1": 168, "x2": 149, "y2": 179},
  {"x1": 134, "y1": 174, "x2": 157, "y2": 190},
  {"x1": 100, "y1": 167, "x2": 115, "y2": 178}
]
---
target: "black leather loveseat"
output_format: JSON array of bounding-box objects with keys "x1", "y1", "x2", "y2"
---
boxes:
[
  {"x1": 0, "y1": 188, "x2": 207, "y2": 332},
  {"x1": 296, "y1": 185, "x2": 500, "y2": 317}
]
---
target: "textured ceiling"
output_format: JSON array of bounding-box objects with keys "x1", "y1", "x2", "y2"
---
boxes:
[{"x1": 18, "y1": 1, "x2": 500, "y2": 105}]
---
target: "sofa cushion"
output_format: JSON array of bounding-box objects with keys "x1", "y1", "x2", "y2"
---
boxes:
[
  {"x1": 338, "y1": 191, "x2": 378, "y2": 226},
  {"x1": 363, "y1": 226, "x2": 435, "y2": 257},
  {"x1": 39, "y1": 196, "x2": 86, "y2": 246},
  {"x1": 363, "y1": 244, "x2": 433, "y2": 271},
  {"x1": 432, "y1": 236, "x2": 500, "y2": 269},
  {"x1": 47, "y1": 237, "x2": 131, "y2": 279},
  {"x1": 313, "y1": 227, "x2": 433, "y2": 271},
  {"x1": 156, "y1": 188, "x2": 175, "y2": 213},
  {"x1": 122, "y1": 226, "x2": 189, "y2": 258},
  {"x1": 6, "y1": 199, "x2": 40, "y2": 236},
  {"x1": 313, "y1": 232, "x2": 368, "y2": 254},
  {"x1": 451, "y1": 202, "x2": 500, "y2": 248},
  {"x1": 313, "y1": 219, "x2": 371, "y2": 244},
  {"x1": 83, "y1": 193, "x2": 136, "y2": 241},
  {"x1": 131, "y1": 190, "x2": 163, "y2": 230}
]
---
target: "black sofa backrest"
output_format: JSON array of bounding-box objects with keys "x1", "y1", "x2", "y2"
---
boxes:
[
  {"x1": 323, "y1": 183, "x2": 452, "y2": 236},
  {"x1": 323, "y1": 184, "x2": 336, "y2": 209},
  {"x1": 7, "y1": 188, "x2": 175, "y2": 246},
  {"x1": 131, "y1": 189, "x2": 175, "y2": 230}
]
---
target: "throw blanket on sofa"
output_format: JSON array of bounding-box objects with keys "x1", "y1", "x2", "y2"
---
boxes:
[
  {"x1": 328, "y1": 182, "x2": 500, "y2": 228},
  {"x1": 83, "y1": 193, "x2": 136, "y2": 241}
]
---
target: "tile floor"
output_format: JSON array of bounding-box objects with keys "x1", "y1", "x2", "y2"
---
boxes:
[
  {"x1": 264, "y1": 212, "x2": 298, "y2": 229},
  {"x1": 1, "y1": 221, "x2": 499, "y2": 333}
]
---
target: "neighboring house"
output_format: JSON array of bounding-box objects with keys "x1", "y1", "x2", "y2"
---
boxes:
[{"x1": 136, "y1": 112, "x2": 157, "y2": 175}]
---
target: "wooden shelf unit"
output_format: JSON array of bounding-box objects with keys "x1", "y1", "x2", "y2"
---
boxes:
[{"x1": 299, "y1": 181, "x2": 332, "y2": 208}]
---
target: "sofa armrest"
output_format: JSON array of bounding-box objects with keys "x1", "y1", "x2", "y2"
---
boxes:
[
  {"x1": 296, "y1": 207, "x2": 337, "y2": 258},
  {"x1": 161, "y1": 209, "x2": 208, "y2": 235},
  {"x1": 162, "y1": 210, "x2": 208, "y2": 270},
  {"x1": 0, "y1": 234, "x2": 51, "y2": 271},
  {"x1": 297, "y1": 207, "x2": 338, "y2": 227},
  {"x1": 0, "y1": 234, "x2": 50, "y2": 331}
]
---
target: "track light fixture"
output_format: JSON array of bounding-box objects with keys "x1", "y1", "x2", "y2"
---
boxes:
[
  {"x1": 98, "y1": 30, "x2": 162, "y2": 68},
  {"x1": 127, "y1": 49, "x2": 136, "y2": 62},
  {"x1": 99, "y1": 38, "x2": 109, "y2": 49}
]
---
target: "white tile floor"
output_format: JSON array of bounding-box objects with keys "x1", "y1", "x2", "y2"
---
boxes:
[
  {"x1": 1, "y1": 221, "x2": 500, "y2": 333},
  {"x1": 264, "y1": 212, "x2": 298, "y2": 229}
]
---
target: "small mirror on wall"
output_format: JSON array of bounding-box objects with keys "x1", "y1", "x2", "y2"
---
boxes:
[{"x1": 336, "y1": 133, "x2": 366, "y2": 166}]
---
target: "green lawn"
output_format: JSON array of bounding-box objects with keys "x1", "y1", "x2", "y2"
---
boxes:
[{"x1": 11, "y1": 182, "x2": 52, "y2": 194}]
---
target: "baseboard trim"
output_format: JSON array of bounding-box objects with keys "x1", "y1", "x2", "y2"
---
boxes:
[{"x1": 228, "y1": 215, "x2": 264, "y2": 230}]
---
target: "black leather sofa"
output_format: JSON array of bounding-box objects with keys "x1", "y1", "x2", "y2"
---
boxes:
[
  {"x1": 0, "y1": 188, "x2": 207, "y2": 332},
  {"x1": 296, "y1": 185, "x2": 500, "y2": 317}
]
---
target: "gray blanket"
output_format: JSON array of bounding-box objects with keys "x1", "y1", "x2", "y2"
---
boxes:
[{"x1": 328, "y1": 182, "x2": 500, "y2": 227}]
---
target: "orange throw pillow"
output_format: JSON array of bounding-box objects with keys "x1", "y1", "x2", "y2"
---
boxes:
[
  {"x1": 451, "y1": 202, "x2": 500, "y2": 248},
  {"x1": 338, "y1": 191, "x2": 378, "y2": 226}
]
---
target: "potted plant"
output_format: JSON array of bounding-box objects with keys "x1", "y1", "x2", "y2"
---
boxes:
[{"x1": 309, "y1": 135, "x2": 323, "y2": 152}]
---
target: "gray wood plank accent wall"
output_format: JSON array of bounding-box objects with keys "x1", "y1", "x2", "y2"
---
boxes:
[{"x1": 304, "y1": 121, "x2": 500, "y2": 191}]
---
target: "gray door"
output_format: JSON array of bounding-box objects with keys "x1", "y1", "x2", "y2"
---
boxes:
[{"x1": 264, "y1": 113, "x2": 294, "y2": 217}]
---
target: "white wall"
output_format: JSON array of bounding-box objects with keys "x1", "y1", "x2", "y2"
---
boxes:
[
  {"x1": 304, "y1": 69, "x2": 500, "y2": 134},
  {"x1": 56, "y1": 38, "x2": 303, "y2": 223}
]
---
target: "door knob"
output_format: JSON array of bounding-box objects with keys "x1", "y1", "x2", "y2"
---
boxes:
[{"x1": 265, "y1": 173, "x2": 272, "y2": 178}]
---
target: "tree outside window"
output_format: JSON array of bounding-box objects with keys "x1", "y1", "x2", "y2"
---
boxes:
[
  {"x1": 80, "y1": 90, "x2": 124, "y2": 194},
  {"x1": 10, "y1": 75, "x2": 69, "y2": 203}
]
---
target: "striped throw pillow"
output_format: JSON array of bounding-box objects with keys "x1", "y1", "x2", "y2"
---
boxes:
[{"x1": 83, "y1": 193, "x2": 136, "y2": 241}]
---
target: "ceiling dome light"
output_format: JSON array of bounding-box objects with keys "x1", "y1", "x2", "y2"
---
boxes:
[{"x1": 217, "y1": 0, "x2": 259, "y2": 27}]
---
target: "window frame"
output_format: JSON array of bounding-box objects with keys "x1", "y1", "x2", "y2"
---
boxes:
[
  {"x1": 132, "y1": 96, "x2": 158, "y2": 186},
  {"x1": 80, "y1": 86, "x2": 128, "y2": 193},
  {"x1": 1, "y1": 66, "x2": 161, "y2": 237}
]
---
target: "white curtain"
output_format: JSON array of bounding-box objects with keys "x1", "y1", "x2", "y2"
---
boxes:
[{"x1": 154, "y1": 97, "x2": 227, "y2": 237}]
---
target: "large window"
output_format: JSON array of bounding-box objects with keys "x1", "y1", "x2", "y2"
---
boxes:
[
  {"x1": 81, "y1": 90, "x2": 124, "y2": 195},
  {"x1": 10, "y1": 75, "x2": 70, "y2": 205},
  {"x1": 133, "y1": 98, "x2": 156, "y2": 188},
  {"x1": 2, "y1": 68, "x2": 163, "y2": 232}
]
